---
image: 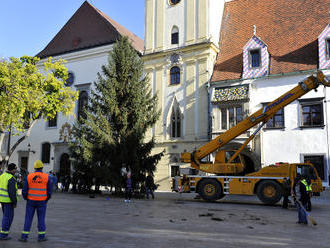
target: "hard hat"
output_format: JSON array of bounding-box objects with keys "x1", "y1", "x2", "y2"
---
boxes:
[{"x1": 34, "y1": 160, "x2": 44, "y2": 169}]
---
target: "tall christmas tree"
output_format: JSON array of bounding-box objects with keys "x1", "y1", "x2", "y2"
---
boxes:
[{"x1": 69, "y1": 37, "x2": 163, "y2": 191}]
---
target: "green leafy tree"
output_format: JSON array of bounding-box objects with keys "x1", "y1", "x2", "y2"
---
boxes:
[
  {"x1": 0, "y1": 56, "x2": 78, "y2": 167},
  {"x1": 69, "y1": 37, "x2": 163, "y2": 192}
]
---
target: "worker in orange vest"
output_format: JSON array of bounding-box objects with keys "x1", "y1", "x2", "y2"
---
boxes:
[{"x1": 18, "y1": 160, "x2": 52, "y2": 242}]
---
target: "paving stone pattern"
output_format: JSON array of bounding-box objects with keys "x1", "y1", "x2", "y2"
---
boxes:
[{"x1": 1, "y1": 189, "x2": 330, "y2": 248}]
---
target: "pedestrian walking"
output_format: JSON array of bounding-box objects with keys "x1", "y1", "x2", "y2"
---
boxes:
[
  {"x1": 19, "y1": 160, "x2": 53, "y2": 242},
  {"x1": 0, "y1": 163, "x2": 18, "y2": 240},
  {"x1": 292, "y1": 174, "x2": 309, "y2": 225},
  {"x1": 64, "y1": 174, "x2": 71, "y2": 192},
  {"x1": 53, "y1": 172, "x2": 58, "y2": 192},
  {"x1": 125, "y1": 171, "x2": 133, "y2": 203},
  {"x1": 145, "y1": 173, "x2": 155, "y2": 200},
  {"x1": 49, "y1": 171, "x2": 58, "y2": 192},
  {"x1": 48, "y1": 171, "x2": 54, "y2": 188}
]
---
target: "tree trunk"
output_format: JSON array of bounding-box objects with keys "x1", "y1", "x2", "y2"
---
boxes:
[{"x1": 0, "y1": 120, "x2": 39, "y2": 169}]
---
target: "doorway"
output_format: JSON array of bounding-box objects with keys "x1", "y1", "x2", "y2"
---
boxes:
[
  {"x1": 20, "y1": 156, "x2": 28, "y2": 176},
  {"x1": 59, "y1": 153, "x2": 71, "y2": 180}
]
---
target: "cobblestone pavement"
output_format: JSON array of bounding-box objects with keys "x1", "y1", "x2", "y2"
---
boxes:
[{"x1": 1, "y1": 189, "x2": 329, "y2": 248}]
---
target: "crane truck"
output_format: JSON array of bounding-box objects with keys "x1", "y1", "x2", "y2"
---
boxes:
[{"x1": 173, "y1": 71, "x2": 330, "y2": 205}]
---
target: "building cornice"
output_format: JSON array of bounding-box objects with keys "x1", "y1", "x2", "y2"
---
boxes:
[
  {"x1": 38, "y1": 44, "x2": 114, "y2": 64},
  {"x1": 143, "y1": 41, "x2": 219, "y2": 61},
  {"x1": 210, "y1": 69, "x2": 324, "y2": 87}
]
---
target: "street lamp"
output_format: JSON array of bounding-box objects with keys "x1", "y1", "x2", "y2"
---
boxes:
[{"x1": 27, "y1": 143, "x2": 35, "y2": 154}]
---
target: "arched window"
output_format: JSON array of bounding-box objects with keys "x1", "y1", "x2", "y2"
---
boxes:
[
  {"x1": 171, "y1": 26, "x2": 179, "y2": 44},
  {"x1": 170, "y1": 104, "x2": 182, "y2": 138},
  {"x1": 170, "y1": 66, "x2": 180, "y2": 85},
  {"x1": 41, "y1": 142, "x2": 51, "y2": 164},
  {"x1": 78, "y1": 91, "x2": 88, "y2": 120}
]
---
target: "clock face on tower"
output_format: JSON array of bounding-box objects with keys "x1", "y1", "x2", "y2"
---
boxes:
[
  {"x1": 169, "y1": 0, "x2": 181, "y2": 5},
  {"x1": 65, "y1": 72, "x2": 75, "y2": 87}
]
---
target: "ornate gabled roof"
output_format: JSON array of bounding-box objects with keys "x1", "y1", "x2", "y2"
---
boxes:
[
  {"x1": 36, "y1": 1, "x2": 144, "y2": 58},
  {"x1": 211, "y1": 0, "x2": 330, "y2": 82}
]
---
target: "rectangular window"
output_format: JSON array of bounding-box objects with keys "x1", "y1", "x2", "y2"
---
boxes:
[
  {"x1": 249, "y1": 49, "x2": 261, "y2": 68},
  {"x1": 300, "y1": 100, "x2": 323, "y2": 127},
  {"x1": 304, "y1": 155, "x2": 325, "y2": 180},
  {"x1": 219, "y1": 105, "x2": 244, "y2": 130},
  {"x1": 263, "y1": 103, "x2": 284, "y2": 128},
  {"x1": 171, "y1": 32, "x2": 179, "y2": 44},
  {"x1": 228, "y1": 107, "x2": 235, "y2": 128},
  {"x1": 47, "y1": 113, "x2": 57, "y2": 128},
  {"x1": 236, "y1": 106, "x2": 243, "y2": 124},
  {"x1": 41, "y1": 143, "x2": 51, "y2": 164},
  {"x1": 171, "y1": 165, "x2": 180, "y2": 177},
  {"x1": 221, "y1": 108, "x2": 227, "y2": 130}
]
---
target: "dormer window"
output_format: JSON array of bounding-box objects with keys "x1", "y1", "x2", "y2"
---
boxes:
[
  {"x1": 242, "y1": 35, "x2": 269, "y2": 79},
  {"x1": 171, "y1": 26, "x2": 179, "y2": 45},
  {"x1": 249, "y1": 49, "x2": 261, "y2": 68},
  {"x1": 326, "y1": 38, "x2": 330, "y2": 59}
]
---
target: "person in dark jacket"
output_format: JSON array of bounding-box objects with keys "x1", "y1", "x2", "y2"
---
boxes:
[
  {"x1": 145, "y1": 173, "x2": 155, "y2": 200},
  {"x1": 125, "y1": 171, "x2": 133, "y2": 203},
  {"x1": 292, "y1": 174, "x2": 309, "y2": 224},
  {"x1": 19, "y1": 160, "x2": 52, "y2": 242},
  {"x1": 0, "y1": 163, "x2": 18, "y2": 240}
]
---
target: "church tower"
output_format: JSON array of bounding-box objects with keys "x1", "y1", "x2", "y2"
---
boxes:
[{"x1": 143, "y1": 0, "x2": 225, "y2": 190}]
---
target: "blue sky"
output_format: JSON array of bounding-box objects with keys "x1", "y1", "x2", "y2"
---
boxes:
[{"x1": 0, "y1": 0, "x2": 144, "y2": 58}]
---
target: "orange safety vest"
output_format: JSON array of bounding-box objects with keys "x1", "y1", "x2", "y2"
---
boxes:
[{"x1": 27, "y1": 172, "x2": 49, "y2": 201}]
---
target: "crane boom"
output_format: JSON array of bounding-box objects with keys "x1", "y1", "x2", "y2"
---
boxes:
[{"x1": 181, "y1": 71, "x2": 330, "y2": 173}]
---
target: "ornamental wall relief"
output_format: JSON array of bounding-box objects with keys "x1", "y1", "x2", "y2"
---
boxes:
[
  {"x1": 59, "y1": 122, "x2": 72, "y2": 142},
  {"x1": 212, "y1": 85, "x2": 249, "y2": 103}
]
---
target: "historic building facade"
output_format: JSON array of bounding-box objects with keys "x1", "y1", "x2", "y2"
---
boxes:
[
  {"x1": 2, "y1": 0, "x2": 329, "y2": 190},
  {"x1": 210, "y1": 0, "x2": 330, "y2": 186},
  {"x1": 2, "y1": 2, "x2": 143, "y2": 180},
  {"x1": 143, "y1": 0, "x2": 225, "y2": 190}
]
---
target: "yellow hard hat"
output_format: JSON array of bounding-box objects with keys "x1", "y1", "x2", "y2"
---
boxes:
[{"x1": 34, "y1": 160, "x2": 44, "y2": 169}]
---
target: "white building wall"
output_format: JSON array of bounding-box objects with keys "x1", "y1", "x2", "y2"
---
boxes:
[
  {"x1": 9, "y1": 45, "x2": 114, "y2": 174},
  {"x1": 210, "y1": 71, "x2": 330, "y2": 186},
  {"x1": 249, "y1": 71, "x2": 330, "y2": 185},
  {"x1": 164, "y1": 0, "x2": 185, "y2": 48}
]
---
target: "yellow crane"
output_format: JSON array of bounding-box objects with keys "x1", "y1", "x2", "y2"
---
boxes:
[{"x1": 175, "y1": 71, "x2": 329, "y2": 204}]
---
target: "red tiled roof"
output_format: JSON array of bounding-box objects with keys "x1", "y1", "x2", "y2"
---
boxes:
[
  {"x1": 211, "y1": 0, "x2": 330, "y2": 82},
  {"x1": 37, "y1": 1, "x2": 144, "y2": 58}
]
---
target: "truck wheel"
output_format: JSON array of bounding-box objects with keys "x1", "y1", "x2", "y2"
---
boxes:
[
  {"x1": 256, "y1": 180, "x2": 283, "y2": 205},
  {"x1": 198, "y1": 179, "x2": 223, "y2": 202}
]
